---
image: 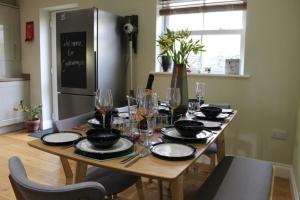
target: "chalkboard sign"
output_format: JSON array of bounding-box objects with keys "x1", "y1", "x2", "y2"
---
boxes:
[{"x1": 60, "y1": 32, "x2": 87, "y2": 88}]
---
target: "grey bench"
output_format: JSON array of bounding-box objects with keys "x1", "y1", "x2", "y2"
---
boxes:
[{"x1": 197, "y1": 156, "x2": 273, "y2": 200}]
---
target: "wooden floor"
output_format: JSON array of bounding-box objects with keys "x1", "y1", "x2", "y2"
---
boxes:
[{"x1": 0, "y1": 130, "x2": 293, "y2": 200}]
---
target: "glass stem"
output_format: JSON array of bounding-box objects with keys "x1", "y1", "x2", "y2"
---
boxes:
[
  {"x1": 102, "y1": 114, "x2": 105, "y2": 128},
  {"x1": 171, "y1": 109, "x2": 174, "y2": 125},
  {"x1": 146, "y1": 119, "x2": 151, "y2": 147}
]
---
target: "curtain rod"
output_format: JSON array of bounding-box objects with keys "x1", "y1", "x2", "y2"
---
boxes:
[
  {"x1": 0, "y1": 2, "x2": 19, "y2": 9},
  {"x1": 160, "y1": 2, "x2": 246, "y2": 15}
]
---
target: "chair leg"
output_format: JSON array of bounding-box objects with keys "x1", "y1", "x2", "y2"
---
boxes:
[
  {"x1": 135, "y1": 178, "x2": 145, "y2": 200},
  {"x1": 9, "y1": 175, "x2": 24, "y2": 200}
]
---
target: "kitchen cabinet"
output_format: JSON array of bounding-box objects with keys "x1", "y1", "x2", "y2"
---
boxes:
[
  {"x1": 0, "y1": 80, "x2": 29, "y2": 129},
  {"x1": 0, "y1": 4, "x2": 21, "y2": 77}
]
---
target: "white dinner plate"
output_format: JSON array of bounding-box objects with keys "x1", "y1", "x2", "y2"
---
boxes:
[
  {"x1": 194, "y1": 112, "x2": 229, "y2": 120},
  {"x1": 87, "y1": 118, "x2": 101, "y2": 126},
  {"x1": 162, "y1": 128, "x2": 213, "y2": 141},
  {"x1": 200, "y1": 121, "x2": 222, "y2": 130},
  {"x1": 151, "y1": 143, "x2": 195, "y2": 160},
  {"x1": 118, "y1": 112, "x2": 130, "y2": 118},
  {"x1": 42, "y1": 132, "x2": 81, "y2": 146}
]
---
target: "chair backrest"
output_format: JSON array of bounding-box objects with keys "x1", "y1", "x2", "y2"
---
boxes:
[
  {"x1": 55, "y1": 111, "x2": 94, "y2": 132},
  {"x1": 8, "y1": 156, "x2": 106, "y2": 200}
]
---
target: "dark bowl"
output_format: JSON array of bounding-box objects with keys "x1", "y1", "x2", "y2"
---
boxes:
[
  {"x1": 86, "y1": 128, "x2": 120, "y2": 148},
  {"x1": 174, "y1": 120, "x2": 204, "y2": 137},
  {"x1": 200, "y1": 106, "x2": 222, "y2": 119}
]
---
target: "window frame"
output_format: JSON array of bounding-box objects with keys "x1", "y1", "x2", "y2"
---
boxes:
[{"x1": 160, "y1": 10, "x2": 247, "y2": 75}]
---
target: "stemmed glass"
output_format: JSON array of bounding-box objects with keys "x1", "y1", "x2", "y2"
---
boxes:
[
  {"x1": 195, "y1": 82, "x2": 205, "y2": 106},
  {"x1": 165, "y1": 88, "x2": 181, "y2": 125},
  {"x1": 139, "y1": 95, "x2": 154, "y2": 147},
  {"x1": 135, "y1": 88, "x2": 145, "y2": 105},
  {"x1": 95, "y1": 89, "x2": 113, "y2": 128}
]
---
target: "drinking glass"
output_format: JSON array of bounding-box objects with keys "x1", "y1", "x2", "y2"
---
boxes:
[
  {"x1": 135, "y1": 88, "x2": 145, "y2": 105},
  {"x1": 154, "y1": 114, "x2": 169, "y2": 133},
  {"x1": 165, "y1": 88, "x2": 181, "y2": 125},
  {"x1": 95, "y1": 89, "x2": 113, "y2": 128},
  {"x1": 139, "y1": 95, "x2": 154, "y2": 147},
  {"x1": 110, "y1": 115, "x2": 125, "y2": 133},
  {"x1": 195, "y1": 82, "x2": 206, "y2": 106}
]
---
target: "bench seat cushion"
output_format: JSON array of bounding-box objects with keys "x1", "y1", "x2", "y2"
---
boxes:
[{"x1": 197, "y1": 156, "x2": 273, "y2": 200}]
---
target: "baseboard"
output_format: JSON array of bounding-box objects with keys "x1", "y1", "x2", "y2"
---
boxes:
[
  {"x1": 272, "y1": 162, "x2": 299, "y2": 200},
  {"x1": 272, "y1": 162, "x2": 292, "y2": 178},
  {"x1": 0, "y1": 123, "x2": 24, "y2": 134},
  {"x1": 0, "y1": 116, "x2": 25, "y2": 127},
  {"x1": 291, "y1": 167, "x2": 300, "y2": 200}
]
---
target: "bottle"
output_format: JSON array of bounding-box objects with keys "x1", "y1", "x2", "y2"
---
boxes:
[
  {"x1": 137, "y1": 74, "x2": 155, "y2": 131},
  {"x1": 145, "y1": 74, "x2": 154, "y2": 95}
]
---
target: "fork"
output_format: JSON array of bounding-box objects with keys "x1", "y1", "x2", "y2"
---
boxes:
[
  {"x1": 124, "y1": 148, "x2": 149, "y2": 167},
  {"x1": 120, "y1": 147, "x2": 148, "y2": 164}
]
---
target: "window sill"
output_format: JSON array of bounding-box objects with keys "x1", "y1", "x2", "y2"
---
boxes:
[{"x1": 151, "y1": 71, "x2": 251, "y2": 79}]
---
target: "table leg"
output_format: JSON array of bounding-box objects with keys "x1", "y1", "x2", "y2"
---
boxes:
[
  {"x1": 158, "y1": 180, "x2": 163, "y2": 200},
  {"x1": 74, "y1": 161, "x2": 87, "y2": 183},
  {"x1": 216, "y1": 131, "x2": 225, "y2": 162},
  {"x1": 60, "y1": 157, "x2": 73, "y2": 184},
  {"x1": 135, "y1": 178, "x2": 145, "y2": 200},
  {"x1": 170, "y1": 175, "x2": 184, "y2": 200}
]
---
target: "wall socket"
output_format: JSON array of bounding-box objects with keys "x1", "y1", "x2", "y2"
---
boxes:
[{"x1": 271, "y1": 129, "x2": 288, "y2": 140}]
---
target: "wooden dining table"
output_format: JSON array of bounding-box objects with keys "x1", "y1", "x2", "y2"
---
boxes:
[{"x1": 28, "y1": 111, "x2": 236, "y2": 200}]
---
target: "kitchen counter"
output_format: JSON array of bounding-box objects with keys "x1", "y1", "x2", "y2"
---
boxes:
[{"x1": 0, "y1": 74, "x2": 30, "y2": 82}]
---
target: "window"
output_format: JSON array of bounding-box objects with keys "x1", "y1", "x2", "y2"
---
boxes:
[{"x1": 158, "y1": 0, "x2": 247, "y2": 75}]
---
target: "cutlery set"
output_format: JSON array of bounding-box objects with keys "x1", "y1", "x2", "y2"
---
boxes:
[{"x1": 120, "y1": 147, "x2": 149, "y2": 167}]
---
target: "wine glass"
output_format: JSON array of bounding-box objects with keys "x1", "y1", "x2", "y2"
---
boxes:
[
  {"x1": 165, "y1": 88, "x2": 181, "y2": 125},
  {"x1": 135, "y1": 88, "x2": 145, "y2": 105},
  {"x1": 139, "y1": 95, "x2": 155, "y2": 147},
  {"x1": 195, "y1": 82, "x2": 205, "y2": 106},
  {"x1": 95, "y1": 89, "x2": 113, "y2": 128}
]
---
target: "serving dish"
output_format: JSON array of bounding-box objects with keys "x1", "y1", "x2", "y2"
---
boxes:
[
  {"x1": 86, "y1": 128, "x2": 120, "y2": 148},
  {"x1": 174, "y1": 120, "x2": 204, "y2": 137},
  {"x1": 200, "y1": 106, "x2": 222, "y2": 119}
]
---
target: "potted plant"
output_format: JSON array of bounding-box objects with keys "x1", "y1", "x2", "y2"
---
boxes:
[
  {"x1": 13, "y1": 100, "x2": 42, "y2": 132},
  {"x1": 157, "y1": 29, "x2": 204, "y2": 114}
]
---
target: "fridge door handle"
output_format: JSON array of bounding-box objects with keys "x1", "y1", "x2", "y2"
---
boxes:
[{"x1": 94, "y1": 51, "x2": 97, "y2": 91}]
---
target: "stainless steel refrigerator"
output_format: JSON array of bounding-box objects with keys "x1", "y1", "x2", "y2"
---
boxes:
[{"x1": 56, "y1": 8, "x2": 126, "y2": 119}]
